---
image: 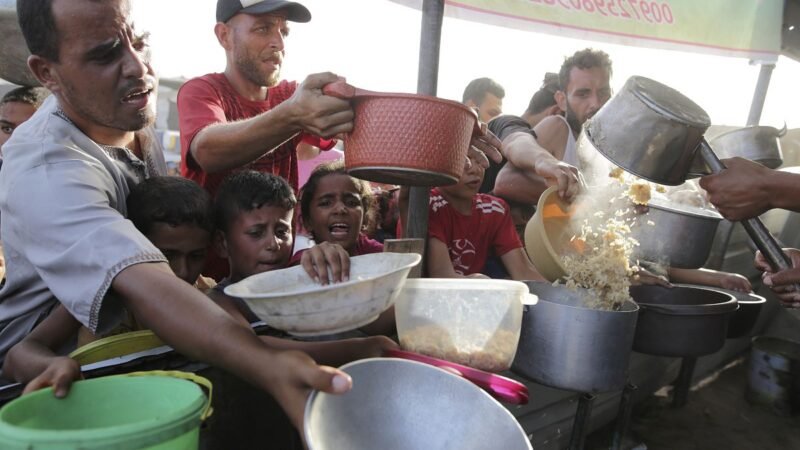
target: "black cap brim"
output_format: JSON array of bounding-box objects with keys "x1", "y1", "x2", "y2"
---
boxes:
[{"x1": 240, "y1": 1, "x2": 311, "y2": 23}]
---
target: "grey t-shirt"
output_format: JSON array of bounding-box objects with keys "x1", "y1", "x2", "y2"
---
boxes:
[{"x1": 0, "y1": 96, "x2": 168, "y2": 365}]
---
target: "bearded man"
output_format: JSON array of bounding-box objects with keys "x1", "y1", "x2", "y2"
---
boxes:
[
  {"x1": 493, "y1": 48, "x2": 612, "y2": 204},
  {"x1": 178, "y1": 0, "x2": 354, "y2": 198},
  {"x1": 178, "y1": 0, "x2": 356, "y2": 278}
]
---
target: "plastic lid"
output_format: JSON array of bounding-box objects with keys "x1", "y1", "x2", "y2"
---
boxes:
[
  {"x1": 627, "y1": 76, "x2": 711, "y2": 128},
  {"x1": 384, "y1": 349, "x2": 529, "y2": 405}
]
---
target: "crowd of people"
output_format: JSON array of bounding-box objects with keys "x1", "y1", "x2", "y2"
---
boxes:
[{"x1": 0, "y1": 0, "x2": 798, "y2": 439}]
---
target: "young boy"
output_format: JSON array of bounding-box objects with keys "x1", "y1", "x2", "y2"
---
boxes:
[
  {"x1": 207, "y1": 171, "x2": 396, "y2": 361},
  {"x1": 401, "y1": 154, "x2": 546, "y2": 280},
  {"x1": 126, "y1": 176, "x2": 216, "y2": 290},
  {"x1": 2, "y1": 177, "x2": 218, "y2": 393}
]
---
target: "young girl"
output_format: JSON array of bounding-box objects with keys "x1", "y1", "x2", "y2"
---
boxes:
[
  {"x1": 299, "y1": 161, "x2": 383, "y2": 256},
  {"x1": 299, "y1": 162, "x2": 396, "y2": 335}
]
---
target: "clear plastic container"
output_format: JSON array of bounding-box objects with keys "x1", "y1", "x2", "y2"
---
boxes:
[{"x1": 394, "y1": 279, "x2": 535, "y2": 372}]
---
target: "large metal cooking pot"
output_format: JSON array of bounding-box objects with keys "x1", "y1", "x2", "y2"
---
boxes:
[
  {"x1": 587, "y1": 75, "x2": 797, "y2": 297},
  {"x1": 304, "y1": 358, "x2": 532, "y2": 450},
  {"x1": 630, "y1": 284, "x2": 737, "y2": 357},
  {"x1": 512, "y1": 281, "x2": 639, "y2": 393},
  {"x1": 724, "y1": 289, "x2": 766, "y2": 339},
  {"x1": 585, "y1": 75, "x2": 710, "y2": 186},
  {"x1": 631, "y1": 198, "x2": 723, "y2": 268},
  {"x1": 0, "y1": 1, "x2": 38, "y2": 86},
  {"x1": 709, "y1": 125, "x2": 785, "y2": 169},
  {"x1": 322, "y1": 80, "x2": 481, "y2": 186}
]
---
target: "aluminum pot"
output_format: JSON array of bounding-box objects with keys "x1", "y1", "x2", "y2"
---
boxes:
[
  {"x1": 512, "y1": 281, "x2": 639, "y2": 393},
  {"x1": 585, "y1": 75, "x2": 711, "y2": 186},
  {"x1": 630, "y1": 198, "x2": 723, "y2": 269},
  {"x1": 304, "y1": 358, "x2": 532, "y2": 450},
  {"x1": 323, "y1": 80, "x2": 481, "y2": 186},
  {"x1": 709, "y1": 125, "x2": 785, "y2": 169},
  {"x1": 630, "y1": 284, "x2": 737, "y2": 357}
]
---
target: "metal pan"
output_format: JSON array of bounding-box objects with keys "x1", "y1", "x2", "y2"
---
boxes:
[
  {"x1": 585, "y1": 75, "x2": 710, "y2": 186},
  {"x1": 631, "y1": 198, "x2": 723, "y2": 268},
  {"x1": 708, "y1": 125, "x2": 784, "y2": 169},
  {"x1": 304, "y1": 358, "x2": 532, "y2": 450},
  {"x1": 630, "y1": 284, "x2": 737, "y2": 357},
  {"x1": 512, "y1": 281, "x2": 639, "y2": 393}
]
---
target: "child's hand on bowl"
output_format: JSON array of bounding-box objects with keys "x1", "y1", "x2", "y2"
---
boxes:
[
  {"x1": 23, "y1": 357, "x2": 82, "y2": 398},
  {"x1": 300, "y1": 242, "x2": 351, "y2": 285}
]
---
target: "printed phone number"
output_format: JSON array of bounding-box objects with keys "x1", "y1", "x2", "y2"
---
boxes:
[{"x1": 528, "y1": 0, "x2": 675, "y2": 25}]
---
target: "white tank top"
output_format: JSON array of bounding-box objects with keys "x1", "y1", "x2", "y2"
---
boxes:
[{"x1": 554, "y1": 115, "x2": 578, "y2": 167}]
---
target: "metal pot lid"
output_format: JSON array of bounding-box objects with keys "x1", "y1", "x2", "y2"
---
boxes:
[
  {"x1": 384, "y1": 349, "x2": 529, "y2": 405},
  {"x1": 627, "y1": 76, "x2": 710, "y2": 129}
]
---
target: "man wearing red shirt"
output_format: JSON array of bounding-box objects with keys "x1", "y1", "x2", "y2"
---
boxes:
[
  {"x1": 178, "y1": 0, "x2": 354, "y2": 278},
  {"x1": 178, "y1": 0, "x2": 352, "y2": 198}
]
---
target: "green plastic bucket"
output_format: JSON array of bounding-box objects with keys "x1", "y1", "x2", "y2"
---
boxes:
[{"x1": 0, "y1": 371, "x2": 212, "y2": 450}]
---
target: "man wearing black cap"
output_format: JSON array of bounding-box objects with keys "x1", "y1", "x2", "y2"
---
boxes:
[
  {"x1": 178, "y1": 0, "x2": 354, "y2": 279},
  {"x1": 178, "y1": 0, "x2": 351, "y2": 199}
]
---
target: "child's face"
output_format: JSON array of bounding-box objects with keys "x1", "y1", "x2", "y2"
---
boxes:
[
  {"x1": 219, "y1": 205, "x2": 294, "y2": 281},
  {"x1": 147, "y1": 223, "x2": 211, "y2": 285},
  {"x1": 306, "y1": 174, "x2": 365, "y2": 253},
  {"x1": 0, "y1": 101, "x2": 37, "y2": 153},
  {"x1": 442, "y1": 154, "x2": 485, "y2": 199}
]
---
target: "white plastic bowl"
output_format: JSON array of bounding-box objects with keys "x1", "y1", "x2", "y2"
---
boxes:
[{"x1": 224, "y1": 252, "x2": 421, "y2": 336}]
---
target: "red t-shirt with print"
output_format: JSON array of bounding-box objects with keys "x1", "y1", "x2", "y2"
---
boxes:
[
  {"x1": 427, "y1": 188, "x2": 522, "y2": 276},
  {"x1": 177, "y1": 74, "x2": 336, "y2": 197}
]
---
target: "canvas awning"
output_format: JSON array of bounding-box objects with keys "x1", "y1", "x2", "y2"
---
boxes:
[{"x1": 393, "y1": 0, "x2": 785, "y2": 62}]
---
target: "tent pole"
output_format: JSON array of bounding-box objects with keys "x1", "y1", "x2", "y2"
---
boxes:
[
  {"x1": 406, "y1": 0, "x2": 444, "y2": 243},
  {"x1": 746, "y1": 63, "x2": 775, "y2": 126}
]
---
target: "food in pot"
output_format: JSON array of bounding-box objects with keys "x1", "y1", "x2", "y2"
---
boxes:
[{"x1": 400, "y1": 325, "x2": 517, "y2": 372}]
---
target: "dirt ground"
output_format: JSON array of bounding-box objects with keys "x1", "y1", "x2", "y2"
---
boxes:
[{"x1": 587, "y1": 358, "x2": 800, "y2": 450}]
